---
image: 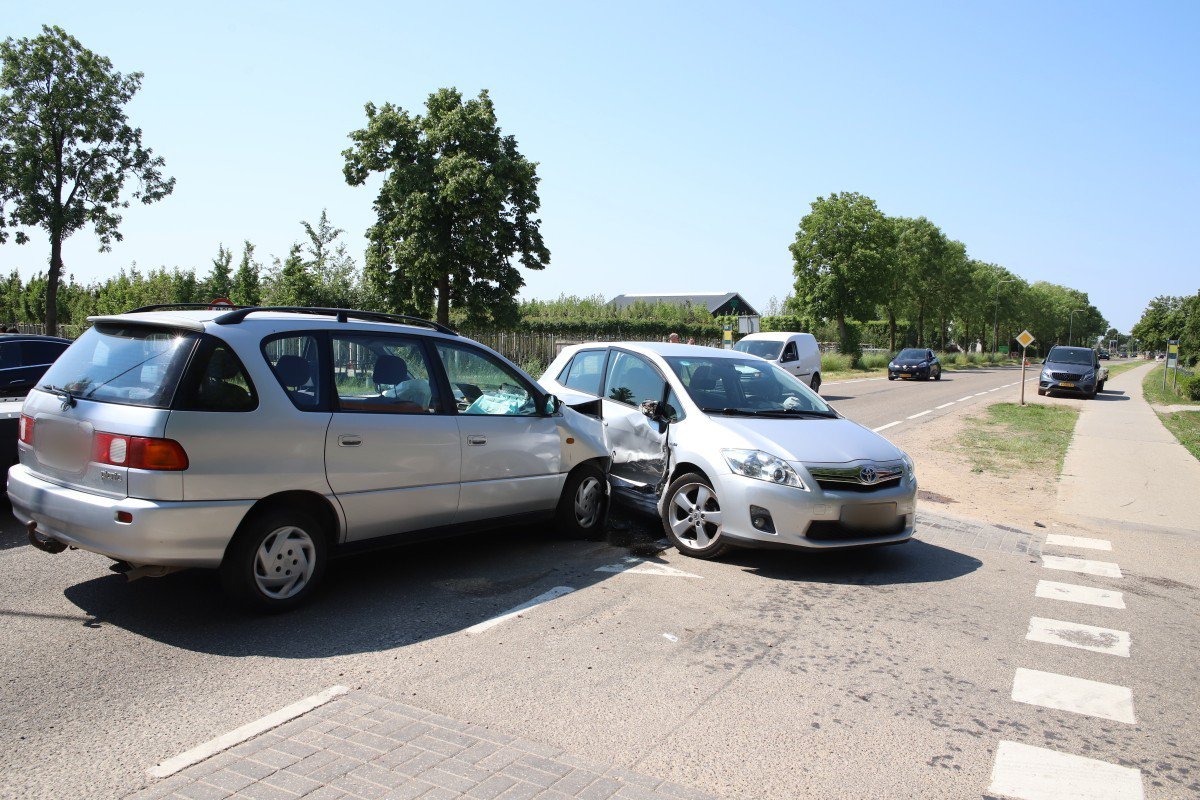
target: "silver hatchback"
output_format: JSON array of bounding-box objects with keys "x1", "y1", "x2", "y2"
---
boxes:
[{"x1": 8, "y1": 306, "x2": 609, "y2": 610}]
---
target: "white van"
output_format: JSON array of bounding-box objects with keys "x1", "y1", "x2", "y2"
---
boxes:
[{"x1": 733, "y1": 332, "x2": 822, "y2": 392}]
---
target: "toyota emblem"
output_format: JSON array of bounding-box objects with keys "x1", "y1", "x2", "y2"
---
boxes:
[{"x1": 858, "y1": 466, "x2": 878, "y2": 484}]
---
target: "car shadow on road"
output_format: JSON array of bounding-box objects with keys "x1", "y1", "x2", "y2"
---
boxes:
[
  {"x1": 62, "y1": 525, "x2": 622, "y2": 660},
  {"x1": 724, "y1": 539, "x2": 981, "y2": 586},
  {"x1": 1095, "y1": 389, "x2": 1129, "y2": 401}
]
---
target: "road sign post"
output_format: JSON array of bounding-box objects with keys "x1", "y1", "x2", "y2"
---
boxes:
[
  {"x1": 1166, "y1": 340, "x2": 1179, "y2": 390},
  {"x1": 1016, "y1": 330, "x2": 1036, "y2": 406}
]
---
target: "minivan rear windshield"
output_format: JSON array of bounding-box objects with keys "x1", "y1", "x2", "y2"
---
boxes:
[
  {"x1": 732, "y1": 340, "x2": 784, "y2": 360},
  {"x1": 39, "y1": 324, "x2": 199, "y2": 408}
]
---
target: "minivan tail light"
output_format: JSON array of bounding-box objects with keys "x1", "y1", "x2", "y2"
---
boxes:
[
  {"x1": 93, "y1": 433, "x2": 189, "y2": 471},
  {"x1": 18, "y1": 415, "x2": 34, "y2": 445}
]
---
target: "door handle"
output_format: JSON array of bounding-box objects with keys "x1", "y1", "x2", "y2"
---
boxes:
[
  {"x1": 338, "y1": 435, "x2": 362, "y2": 447},
  {"x1": 466, "y1": 435, "x2": 487, "y2": 446}
]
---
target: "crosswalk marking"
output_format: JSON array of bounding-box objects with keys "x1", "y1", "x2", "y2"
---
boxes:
[
  {"x1": 1026, "y1": 617, "x2": 1131, "y2": 657},
  {"x1": 1045, "y1": 534, "x2": 1112, "y2": 551},
  {"x1": 1035, "y1": 580, "x2": 1125, "y2": 609},
  {"x1": 988, "y1": 741, "x2": 1144, "y2": 800},
  {"x1": 1042, "y1": 554, "x2": 1122, "y2": 578},
  {"x1": 1011, "y1": 668, "x2": 1135, "y2": 723}
]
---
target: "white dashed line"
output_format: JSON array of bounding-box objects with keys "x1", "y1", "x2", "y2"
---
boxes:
[
  {"x1": 935, "y1": 402, "x2": 955, "y2": 409},
  {"x1": 873, "y1": 421, "x2": 902, "y2": 432},
  {"x1": 465, "y1": 586, "x2": 575, "y2": 633},
  {"x1": 958, "y1": 395, "x2": 975, "y2": 402},
  {"x1": 988, "y1": 740, "x2": 1144, "y2": 800},
  {"x1": 1042, "y1": 554, "x2": 1122, "y2": 578},
  {"x1": 907, "y1": 410, "x2": 932, "y2": 419},
  {"x1": 596, "y1": 558, "x2": 701, "y2": 578},
  {"x1": 148, "y1": 685, "x2": 350, "y2": 778},
  {"x1": 974, "y1": 391, "x2": 990, "y2": 396},
  {"x1": 1011, "y1": 668, "x2": 1135, "y2": 724},
  {"x1": 1026, "y1": 617, "x2": 1131, "y2": 657},
  {"x1": 1035, "y1": 580, "x2": 1126, "y2": 609},
  {"x1": 1044, "y1": 534, "x2": 1112, "y2": 551}
]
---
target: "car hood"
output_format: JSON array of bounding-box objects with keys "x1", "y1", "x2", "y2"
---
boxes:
[
  {"x1": 708, "y1": 415, "x2": 904, "y2": 464},
  {"x1": 892, "y1": 358, "x2": 928, "y2": 365},
  {"x1": 1043, "y1": 360, "x2": 1094, "y2": 372}
]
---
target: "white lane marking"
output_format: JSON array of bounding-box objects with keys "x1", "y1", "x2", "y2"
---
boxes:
[
  {"x1": 596, "y1": 558, "x2": 701, "y2": 578},
  {"x1": 662, "y1": 633, "x2": 679, "y2": 642},
  {"x1": 958, "y1": 395, "x2": 975, "y2": 402},
  {"x1": 1027, "y1": 617, "x2": 1131, "y2": 657},
  {"x1": 148, "y1": 685, "x2": 349, "y2": 778},
  {"x1": 873, "y1": 421, "x2": 902, "y2": 432},
  {"x1": 1042, "y1": 554, "x2": 1122, "y2": 578},
  {"x1": 907, "y1": 410, "x2": 932, "y2": 419},
  {"x1": 974, "y1": 391, "x2": 990, "y2": 396},
  {"x1": 935, "y1": 402, "x2": 955, "y2": 409},
  {"x1": 989, "y1": 387, "x2": 1001, "y2": 392},
  {"x1": 1045, "y1": 534, "x2": 1112, "y2": 551},
  {"x1": 1012, "y1": 668, "x2": 1135, "y2": 724},
  {"x1": 465, "y1": 586, "x2": 575, "y2": 633},
  {"x1": 1036, "y1": 580, "x2": 1125, "y2": 609},
  {"x1": 988, "y1": 740, "x2": 1144, "y2": 800}
]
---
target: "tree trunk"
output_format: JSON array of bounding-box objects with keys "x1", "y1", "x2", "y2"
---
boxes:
[
  {"x1": 47, "y1": 228, "x2": 63, "y2": 337},
  {"x1": 939, "y1": 316, "x2": 947, "y2": 350},
  {"x1": 436, "y1": 272, "x2": 450, "y2": 327},
  {"x1": 917, "y1": 306, "x2": 925, "y2": 346},
  {"x1": 887, "y1": 309, "x2": 896, "y2": 352},
  {"x1": 836, "y1": 310, "x2": 847, "y2": 351}
]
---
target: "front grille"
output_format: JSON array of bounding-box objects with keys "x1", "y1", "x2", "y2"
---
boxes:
[
  {"x1": 815, "y1": 477, "x2": 902, "y2": 493},
  {"x1": 806, "y1": 517, "x2": 906, "y2": 541},
  {"x1": 1051, "y1": 372, "x2": 1083, "y2": 381}
]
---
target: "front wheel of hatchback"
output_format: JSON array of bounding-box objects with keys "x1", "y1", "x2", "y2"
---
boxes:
[
  {"x1": 662, "y1": 473, "x2": 730, "y2": 559},
  {"x1": 934, "y1": 367, "x2": 942, "y2": 381},
  {"x1": 556, "y1": 463, "x2": 608, "y2": 539},
  {"x1": 220, "y1": 508, "x2": 328, "y2": 612}
]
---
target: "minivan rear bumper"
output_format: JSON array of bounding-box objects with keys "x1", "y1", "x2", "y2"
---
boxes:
[{"x1": 7, "y1": 464, "x2": 251, "y2": 568}]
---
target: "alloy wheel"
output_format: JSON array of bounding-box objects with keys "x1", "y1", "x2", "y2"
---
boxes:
[{"x1": 668, "y1": 483, "x2": 723, "y2": 549}]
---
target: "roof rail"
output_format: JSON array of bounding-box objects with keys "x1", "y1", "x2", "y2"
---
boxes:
[
  {"x1": 127, "y1": 303, "x2": 246, "y2": 313},
  {"x1": 211, "y1": 306, "x2": 457, "y2": 335}
]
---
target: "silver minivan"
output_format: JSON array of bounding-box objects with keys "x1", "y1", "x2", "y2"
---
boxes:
[{"x1": 9, "y1": 306, "x2": 610, "y2": 610}]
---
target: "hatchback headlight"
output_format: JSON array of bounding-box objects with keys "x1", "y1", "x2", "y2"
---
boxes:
[
  {"x1": 917, "y1": 361, "x2": 928, "y2": 367},
  {"x1": 722, "y1": 449, "x2": 809, "y2": 490},
  {"x1": 902, "y1": 454, "x2": 916, "y2": 483}
]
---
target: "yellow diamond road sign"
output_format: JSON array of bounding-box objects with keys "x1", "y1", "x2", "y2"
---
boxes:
[{"x1": 1016, "y1": 330, "x2": 1035, "y2": 348}]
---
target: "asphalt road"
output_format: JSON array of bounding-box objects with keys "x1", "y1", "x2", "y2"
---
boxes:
[{"x1": 2, "y1": 363, "x2": 1196, "y2": 800}]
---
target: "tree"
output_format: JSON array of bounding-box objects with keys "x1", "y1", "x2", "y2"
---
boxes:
[
  {"x1": 1132, "y1": 295, "x2": 1185, "y2": 352},
  {"x1": 263, "y1": 244, "x2": 317, "y2": 308},
  {"x1": 300, "y1": 209, "x2": 361, "y2": 309},
  {"x1": 343, "y1": 88, "x2": 549, "y2": 327},
  {"x1": 0, "y1": 25, "x2": 173, "y2": 335},
  {"x1": 203, "y1": 244, "x2": 233, "y2": 300},
  {"x1": 230, "y1": 241, "x2": 261, "y2": 307},
  {"x1": 890, "y1": 217, "x2": 951, "y2": 346},
  {"x1": 789, "y1": 192, "x2": 893, "y2": 349}
]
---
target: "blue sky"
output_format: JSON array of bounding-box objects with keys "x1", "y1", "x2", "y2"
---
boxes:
[{"x1": 3, "y1": 1, "x2": 1197, "y2": 331}]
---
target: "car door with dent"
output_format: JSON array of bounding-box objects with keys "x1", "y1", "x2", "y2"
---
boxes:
[{"x1": 601, "y1": 349, "x2": 675, "y2": 491}]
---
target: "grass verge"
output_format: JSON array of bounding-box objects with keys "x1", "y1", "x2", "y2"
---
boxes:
[
  {"x1": 957, "y1": 402, "x2": 1080, "y2": 476},
  {"x1": 1143, "y1": 364, "x2": 1199, "y2": 407},
  {"x1": 1103, "y1": 360, "x2": 1147, "y2": 379},
  {"x1": 1158, "y1": 411, "x2": 1200, "y2": 462}
]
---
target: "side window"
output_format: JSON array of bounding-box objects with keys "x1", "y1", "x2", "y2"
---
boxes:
[
  {"x1": 604, "y1": 351, "x2": 666, "y2": 407},
  {"x1": 178, "y1": 342, "x2": 257, "y2": 412},
  {"x1": 332, "y1": 333, "x2": 439, "y2": 414},
  {"x1": 562, "y1": 349, "x2": 606, "y2": 395},
  {"x1": 263, "y1": 334, "x2": 324, "y2": 410},
  {"x1": 0, "y1": 342, "x2": 16, "y2": 370},
  {"x1": 21, "y1": 341, "x2": 68, "y2": 367},
  {"x1": 782, "y1": 341, "x2": 798, "y2": 362},
  {"x1": 435, "y1": 343, "x2": 537, "y2": 416},
  {"x1": 661, "y1": 388, "x2": 685, "y2": 422}
]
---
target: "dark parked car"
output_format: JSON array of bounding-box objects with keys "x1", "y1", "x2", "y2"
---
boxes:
[
  {"x1": 888, "y1": 348, "x2": 942, "y2": 381},
  {"x1": 1038, "y1": 346, "x2": 1107, "y2": 398},
  {"x1": 0, "y1": 334, "x2": 72, "y2": 398},
  {"x1": 1098, "y1": 350, "x2": 1111, "y2": 360}
]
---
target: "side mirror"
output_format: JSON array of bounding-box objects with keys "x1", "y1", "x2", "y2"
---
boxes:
[
  {"x1": 542, "y1": 394, "x2": 562, "y2": 415},
  {"x1": 639, "y1": 399, "x2": 660, "y2": 420}
]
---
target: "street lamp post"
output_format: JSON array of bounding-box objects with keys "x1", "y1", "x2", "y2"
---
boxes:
[
  {"x1": 993, "y1": 278, "x2": 1017, "y2": 355},
  {"x1": 1068, "y1": 309, "x2": 1084, "y2": 346}
]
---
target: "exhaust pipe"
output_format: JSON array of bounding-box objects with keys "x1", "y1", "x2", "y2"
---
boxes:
[{"x1": 27, "y1": 520, "x2": 68, "y2": 554}]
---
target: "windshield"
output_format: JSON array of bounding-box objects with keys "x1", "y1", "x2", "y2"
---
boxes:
[
  {"x1": 1047, "y1": 347, "x2": 1095, "y2": 366},
  {"x1": 732, "y1": 339, "x2": 784, "y2": 360},
  {"x1": 664, "y1": 356, "x2": 834, "y2": 416},
  {"x1": 39, "y1": 324, "x2": 198, "y2": 408},
  {"x1": 897, "y1": 349, "x2": 928, "y2": 360}
]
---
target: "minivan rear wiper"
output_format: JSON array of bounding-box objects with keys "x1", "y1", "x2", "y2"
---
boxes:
[{"x1": 41, "y1": 384, "x2": 77, "y2": 407}]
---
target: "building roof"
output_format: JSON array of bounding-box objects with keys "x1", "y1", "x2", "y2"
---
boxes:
[{"x1": 608, "y1": 292, "x2": 759, "y2": 316}]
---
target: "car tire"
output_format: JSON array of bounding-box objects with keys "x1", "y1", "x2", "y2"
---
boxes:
[
  {"x1": 934, "y1": 367, "x2": 942, "y2": 381},
  {"x1": 1037, "y1": 388, "x2": 1047, "y2": 396},
  {"x1": 556, "y1": 463, "x2": 608, "y2": 539},
  {"x1": 220, "y1": 507, "x2": 328, "y2": 612},
  {"x1": 662, "y1": 472, "x2": 731, "y2": 560},
  {"x1": 888, "y1": 375, "x2": 896, "y2": 381},
  {"x1": 1098, "y1": 380, "x2": 1106, "y2": 392},
  {"x1": 810, "y1": 373, "x2": 822, "y2": 394}
]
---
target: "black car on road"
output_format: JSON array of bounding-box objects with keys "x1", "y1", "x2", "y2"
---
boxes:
[{"x1": 888, "y1": 348, "x2": 942, "y2": 381}]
